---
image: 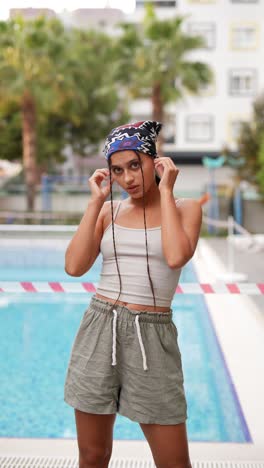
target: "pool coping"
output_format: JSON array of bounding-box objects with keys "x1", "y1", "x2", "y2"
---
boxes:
[
  {"x1": 189, "y1": 238, "x2": 264, "y2": 459},
  {"x1": 0, "y1": 237, "x2": 264, "y2": 460}
]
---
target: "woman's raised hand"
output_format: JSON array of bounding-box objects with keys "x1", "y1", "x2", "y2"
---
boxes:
[
  {"x1": 88, "y1": 168, "x2": 111, "y2": 202},
  {"x1": 154, "y1": 156, "x2": 179, "y2": 194}
]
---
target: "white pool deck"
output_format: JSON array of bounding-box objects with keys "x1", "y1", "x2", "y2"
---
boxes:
[{"x1": 0, "y1": 237, "x2": 264, "y2": 462}]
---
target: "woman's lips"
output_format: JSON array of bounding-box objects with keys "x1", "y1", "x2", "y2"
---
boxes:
[{"x1": 127, "y1": 185, "x2": 139, "y2": 191}]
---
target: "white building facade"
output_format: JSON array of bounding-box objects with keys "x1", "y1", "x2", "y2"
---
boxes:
[{"x1": 123, "y1": 0, "x2": 264, "y2": 162}]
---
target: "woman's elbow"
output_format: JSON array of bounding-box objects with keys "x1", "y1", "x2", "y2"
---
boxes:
[
  {"x1": 64, "y1": 250, "x2": 82, "y2": 276},
  {"x1": 64, "y1": 265, "x2": 82, "y2": 277},
  {"x1": 167, "y1": 252, "x2": 193, "y2": 269},
  {"x1": 64, "y1": 258, "x2": 85, "y2": 276}
]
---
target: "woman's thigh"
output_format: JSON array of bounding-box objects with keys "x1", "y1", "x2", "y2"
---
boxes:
[
  {"x1": 75, "y1": 409, "x2": 116, "y2": 462},
  {"x1": 140, "y1": 421, "x2": 192, "y2": 468}
]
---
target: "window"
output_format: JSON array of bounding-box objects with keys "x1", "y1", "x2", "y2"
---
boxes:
[
  {"x1": 136, "y1": 1, "x2": 176, "y2": 7},
  {"x1": 186, "y1": 115, "x2": 214, "y2": 142},
  {"x1": 188, "y1": 22, "x2": 216, "y2": 49},
  {"x1": 229, "y1": 69, "x2": 257, "y2": 96},
  {"x1": 231, "y1": 24, "x2": 258, "y2": 49}
]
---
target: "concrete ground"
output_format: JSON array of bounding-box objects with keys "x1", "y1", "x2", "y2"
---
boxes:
[{"x1": 201, "y1": 237, "x2": 264, "y2": 314}]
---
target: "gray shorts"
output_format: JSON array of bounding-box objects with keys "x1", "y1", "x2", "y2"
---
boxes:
[{"x1": 64, "y1": 294, "x2": 188, "y2": 425}]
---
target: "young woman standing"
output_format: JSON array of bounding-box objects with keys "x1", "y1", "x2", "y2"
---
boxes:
[{"x1": 64, "y1": 121, "x2": 202, "y2": 468}]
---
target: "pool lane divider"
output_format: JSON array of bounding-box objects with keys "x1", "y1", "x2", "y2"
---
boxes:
[{"x1": 0, "y1": 282, "x2": 263, "y2": 294}]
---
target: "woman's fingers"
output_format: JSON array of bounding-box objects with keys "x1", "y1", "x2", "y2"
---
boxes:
[
  {"x1": 88, "y1": 167, "x2": 111, "y2": 194},
  {"x1": 89, "y1": 168, "x2": 109, "y2": 184},
  {"x1": 154, "y1": 157, "x2": 179, "y2": 172},
  {"x1": 96, "y1": 168, "x2": 109, "y2": 174},
  {"x1": 90, "y1": 168, "x2": 109, "y2": 177},
  {"x1": 101, "y1": 181, "x2": 111, "y2": 197},
  {"x1": 88, "y1": 168, "x2": 111, "y2": 201}
]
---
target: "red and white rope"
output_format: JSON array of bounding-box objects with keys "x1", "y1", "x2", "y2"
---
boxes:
[{"x1": 0, "y1": 282, "x2": 263, "y2": 294}]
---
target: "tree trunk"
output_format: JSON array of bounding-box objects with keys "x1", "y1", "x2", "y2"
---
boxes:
[
  {"x1": 151, "y1": 82, "x2": 164, "y2": 157},
  {"x1": 22, "y1": 89, "x2": 37, "y2": 212}
]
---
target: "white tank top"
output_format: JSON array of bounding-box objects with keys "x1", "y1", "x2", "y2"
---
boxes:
[{"x1": 96, "y1": 199, "x2": 183, "y2": 307}]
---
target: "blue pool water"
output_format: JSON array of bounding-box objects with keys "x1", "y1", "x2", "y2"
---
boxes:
[{"x1": 0, "y1": 245, "x2": 252, "y2": 442}]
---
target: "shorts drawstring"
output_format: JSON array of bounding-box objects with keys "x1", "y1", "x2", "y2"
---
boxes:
[
  {"x1": 111, "y1": 309, "x2": 148, "y2": 371},
  {"x1": 135, "y1": 315, "x2": 148, "y2": 371},
  {"x1": 112, "y1": 308, "x2": 118, "y2": 366}
]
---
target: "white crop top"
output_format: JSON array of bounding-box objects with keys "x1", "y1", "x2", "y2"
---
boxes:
[{"x1": 96, "y1": 199, "x2": 183, "y2": 307}]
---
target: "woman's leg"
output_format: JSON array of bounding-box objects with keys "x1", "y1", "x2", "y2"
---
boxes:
[
  {"x1": 140, "y1": 421, "x2": 192, "y2": 468},
  {"x1": 75, "y1": 409, "x2": 116, "y2": 468}
]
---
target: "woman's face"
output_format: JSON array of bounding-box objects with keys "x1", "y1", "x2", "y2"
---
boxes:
[{"x1": 110, "y1": 150, "x2": 155, "y2": 197}]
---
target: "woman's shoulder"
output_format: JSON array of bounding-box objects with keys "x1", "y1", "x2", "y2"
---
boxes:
[
  {"x1": 104, "y1": 199, "x2": 120, "y2": 208},
  {"x1": 104, "y1": 199, "x2": 122, "y2": 213},
  {"x1": 102, "y1": 199, "x2": 121, "y2": 225},
  {"x1": 175, "y1": 197, "x2": 201, "y2": 210}
]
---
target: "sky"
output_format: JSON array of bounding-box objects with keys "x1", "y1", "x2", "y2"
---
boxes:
[{"x1": 0, "y1": 0, "x2": 136, "y2": 20}]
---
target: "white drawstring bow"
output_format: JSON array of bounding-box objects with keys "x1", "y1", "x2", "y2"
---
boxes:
[{"x1": 111, "y1": 308, "x2": 148, "y2": 371}]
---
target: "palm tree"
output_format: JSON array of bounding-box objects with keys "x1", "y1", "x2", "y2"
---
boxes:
[
  {"x1": 115, "y1": 4, "x2": 213, "y2": 155},
  {"x1": 0, "y1": 16, "x2": 73, "y2": 210},
  {"x1": 0, "y1": 17, "x2": 129, "y2": 211}
]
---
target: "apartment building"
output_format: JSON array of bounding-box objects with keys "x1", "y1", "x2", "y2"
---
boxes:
[
  {"x1": 59, "y1": 8, "x2": 124, "y2": 33},
  {"x1": 9, "y1": 8, "x2": 56, "y2": 20},
  {"x1": 126, "y1": 0, "x2": 264, "y2": 161}
]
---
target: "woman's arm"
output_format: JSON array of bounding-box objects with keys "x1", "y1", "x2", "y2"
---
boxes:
[
  {"x1": 154, "y1": 156, "x2": 202, "y2": 269},
  {"x1": 64, "y1": 197, "x2": 105, "y2": 276},
  {"x1": 65, "y1": 166, "x2": 112, "y2": 276},
  {"x1": 160, "y1": 192, "x2": 203, "y2": 269}
]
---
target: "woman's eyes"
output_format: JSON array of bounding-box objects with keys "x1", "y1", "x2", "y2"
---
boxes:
[
  {"x1": 113, "y1": 162, "x2": 139, "y2": 174},
  {"x1": 130, "y1": 162, "x2": 140, "y2": 170}
]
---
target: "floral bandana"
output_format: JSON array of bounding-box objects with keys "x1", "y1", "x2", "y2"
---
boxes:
[{"x1": 103, "y1": 120, "x2": 162, "y2": 160}]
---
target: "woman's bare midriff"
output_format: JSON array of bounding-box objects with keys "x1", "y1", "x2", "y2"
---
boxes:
[{"x1": 95, "y1": 292, "x2": 171, "y2": 313}]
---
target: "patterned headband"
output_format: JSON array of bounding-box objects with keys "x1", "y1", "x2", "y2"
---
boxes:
[{"x1": 103, "y1": 120, "x2": 163, "y2": 160}]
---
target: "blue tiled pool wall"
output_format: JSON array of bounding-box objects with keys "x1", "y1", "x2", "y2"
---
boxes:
[
  {"x1": 0, "y1": 243, "x2": 68, "y2": 268},
  {"x1": 0, "y1": 241, "x2": 193, "y2": 283}
]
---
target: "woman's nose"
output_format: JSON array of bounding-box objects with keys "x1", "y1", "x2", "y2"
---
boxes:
[{"x1": 124, "y1": 171, "x2": 134, "y2": 183}]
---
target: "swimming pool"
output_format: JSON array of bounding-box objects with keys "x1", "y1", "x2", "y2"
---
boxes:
[{"x1": 0, "y1": 242, "x2": 252, "y2": 442}]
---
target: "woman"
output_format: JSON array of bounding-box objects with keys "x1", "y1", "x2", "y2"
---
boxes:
[{"x1": 64, "y1": 120, "x2": 202, "y2": 468}]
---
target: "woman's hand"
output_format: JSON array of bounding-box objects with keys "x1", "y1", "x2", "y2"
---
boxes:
[
  {"x1": 154, "y1": 156, "x2": 179, "y2": 193},
  {"x1": 88, "y1": 168, "x2": 111, "y2": 202}
]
